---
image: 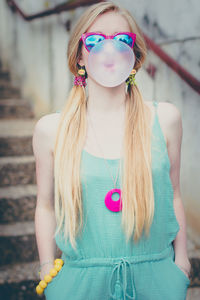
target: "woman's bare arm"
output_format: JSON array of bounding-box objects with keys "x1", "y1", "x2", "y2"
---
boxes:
[
  {"x1": 32, "y1": 114, "x2": 57, "y2": 279},
  {"x1": 162, "y1": 102, "x2": 191, "y2": 277}
]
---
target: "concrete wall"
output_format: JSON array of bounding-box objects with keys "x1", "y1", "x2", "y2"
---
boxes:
[
  {"x1": 0, "y1": 0, "x2": 73, "y2": 115},
  {"x1": 0, "y1": 0, "x2": 199, "y2": 240}
]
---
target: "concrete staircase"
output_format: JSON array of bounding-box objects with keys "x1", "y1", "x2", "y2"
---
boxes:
[
  {"x1": 0, "y1": 63, "x2": 45, "y2": 300},
  {"x1": 0, "y1": 62, "x2": 199, "y2": 299}
]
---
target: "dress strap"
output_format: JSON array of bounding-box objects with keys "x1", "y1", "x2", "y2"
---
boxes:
[{"x1": 153, "y1": 101, "x2": 158, "y2": 114}]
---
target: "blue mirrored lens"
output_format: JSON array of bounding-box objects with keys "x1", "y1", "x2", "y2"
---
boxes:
[
  {"x1": 85, "y1": 35, "x2": 105, "y2": 51},
  {"x1": 113, "y1": 34, "x2": 133, "y2": 47}
]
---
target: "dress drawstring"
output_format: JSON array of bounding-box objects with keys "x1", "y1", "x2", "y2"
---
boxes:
[
  {"x1": 108, "y1": 258, "x2": 136, "y2": 300},
  {"x1": 63, "y1": 245, "x2": 174, "y2": 300}
]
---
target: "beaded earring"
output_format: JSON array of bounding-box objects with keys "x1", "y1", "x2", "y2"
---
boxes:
[
  {"x1": 74, "y1": 65, "x2": 87, "y2": 87},
  {"x1": 125, "y1": 68, "x2": 137, "y2": 86}
]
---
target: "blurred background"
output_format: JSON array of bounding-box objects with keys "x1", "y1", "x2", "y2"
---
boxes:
[{"x1": 0, "y1": 0, "x2": 199, "y2": 299}]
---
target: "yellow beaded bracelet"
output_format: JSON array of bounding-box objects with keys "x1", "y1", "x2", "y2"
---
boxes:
[{"x1": 36, "y1": 258, "x2": 64, "y2": 295}]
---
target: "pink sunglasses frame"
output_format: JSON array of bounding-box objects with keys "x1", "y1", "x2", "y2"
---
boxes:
[{"x1": 80, "y1": 32, "x2": 136, "y2": 52}]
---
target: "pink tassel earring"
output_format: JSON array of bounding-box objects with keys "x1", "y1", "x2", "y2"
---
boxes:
[{"x1": 74, "y1": 66, "x2": 87, "y2": 87}]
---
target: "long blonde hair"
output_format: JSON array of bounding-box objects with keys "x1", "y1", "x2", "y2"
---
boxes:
[{"x1": 54, "y1": 1, "x2": 154, "y2": 250}]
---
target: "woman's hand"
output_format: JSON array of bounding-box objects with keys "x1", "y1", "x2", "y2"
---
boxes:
[{"x1": 40, "y1": 263, "x2": 55, "y2": 281}]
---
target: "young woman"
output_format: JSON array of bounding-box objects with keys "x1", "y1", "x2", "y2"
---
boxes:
[{"x1": 33, "y1": 1, "x2": 191, "y2": 300}]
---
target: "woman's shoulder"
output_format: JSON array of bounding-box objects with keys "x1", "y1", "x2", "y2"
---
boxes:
[
  {"x1": 34, "y1": 112, "x2": 60, "y2": 132},
  {"x1": 145, "y1": 100, "x2": 181, "y2": 121},
  {"x1": 145, "y1": 100, "x2": 182, "y2": 148},
  {"x1": 145, "y1": 99, "x2": 178, "y2": 108},
  {"x1": 154, "y1": 101, "x2": 182, "y2": 126},
  {"x1": 33, "y1": 112, "x2": 61, "y2": 154}
]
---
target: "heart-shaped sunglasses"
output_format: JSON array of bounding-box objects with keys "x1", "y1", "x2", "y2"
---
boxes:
[{"x1": 80, "y1": 32, "x2": 136, "y2": 52}]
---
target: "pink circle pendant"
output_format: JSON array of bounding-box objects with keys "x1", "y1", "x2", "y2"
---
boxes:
[{"x1": 104, "y1": 188, "x2": 122, "y2": 212}]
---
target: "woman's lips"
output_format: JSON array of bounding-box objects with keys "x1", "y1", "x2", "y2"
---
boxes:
[
  {"x1": 104, "y1": 63, "x2": 114, "y2": 67},
  {"x1": 104, "y1": 63, "x2": 115, "y2": 70}
]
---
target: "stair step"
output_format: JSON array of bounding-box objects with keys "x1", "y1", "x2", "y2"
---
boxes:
[
  {"x1": 0, "y1": 79, "x2": 11, "y2": 87},
  {"x1": 187, "y1": 288, "x2": 200, "y2": 300},
  {"x1": 0, "y1": 221, "x2": 38, "y2": 266},
  {"x1": 0, "y1": 71, "x2": 10, "y2": 81},
  {"x1": 0, "y1": 156, "x2": 36, "y2": 187},
  {"x1": 0, "y1": 184, "x2": 37, "y2": 223},
  {"x1": 0, "y1": 136, "x2": 33, "y2": 156},
  {"x1": 0, "y1": 260, "x2": 39, "y2": 284},
  {"x1": 0, "y1": 221, "x2": 35, "y2": 236},
  {"x1": 0, "y1": 261, "x2": 44, "y2": 300},
  {"x1": 0, "y1": 86, "x2": 21, "y2": 99},
  {"x1": 0, "y1": 81, "x2": 18, "y2": 91},
  {"x1": 0, "y1": 119, "x2": 37, "y2": 156},
  {"x1": 0, "y1": 99, "x2": 34, "y2": 119},
  {"x1": 0, "y1": 119, "x2": 37, "y2": 137},
  {"x1": 0, "y1": 97, "x2": 25, "y2": 102}
]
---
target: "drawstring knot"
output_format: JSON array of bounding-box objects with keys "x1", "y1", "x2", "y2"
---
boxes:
[{"x1": 108, "y1": 258, "x2": 136, "y2": 300}]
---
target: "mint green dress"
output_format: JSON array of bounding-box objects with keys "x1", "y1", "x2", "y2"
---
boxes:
[{"x1": 44, "y1": 101, "x2": 190, "y2": 300}]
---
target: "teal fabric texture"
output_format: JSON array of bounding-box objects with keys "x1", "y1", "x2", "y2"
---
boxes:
[{"x1": 44, "y1": 102, "x2": 190, "y2": 299}]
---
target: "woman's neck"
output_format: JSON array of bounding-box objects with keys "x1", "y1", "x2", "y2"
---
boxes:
[{"x1": 86, "y1": 78, "x2": 127, "y2": 116}]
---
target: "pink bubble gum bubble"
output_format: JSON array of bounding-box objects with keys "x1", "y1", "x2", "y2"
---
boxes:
[{"x1": 88, "y1": 39, "x2": 135, "y2": 87}]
